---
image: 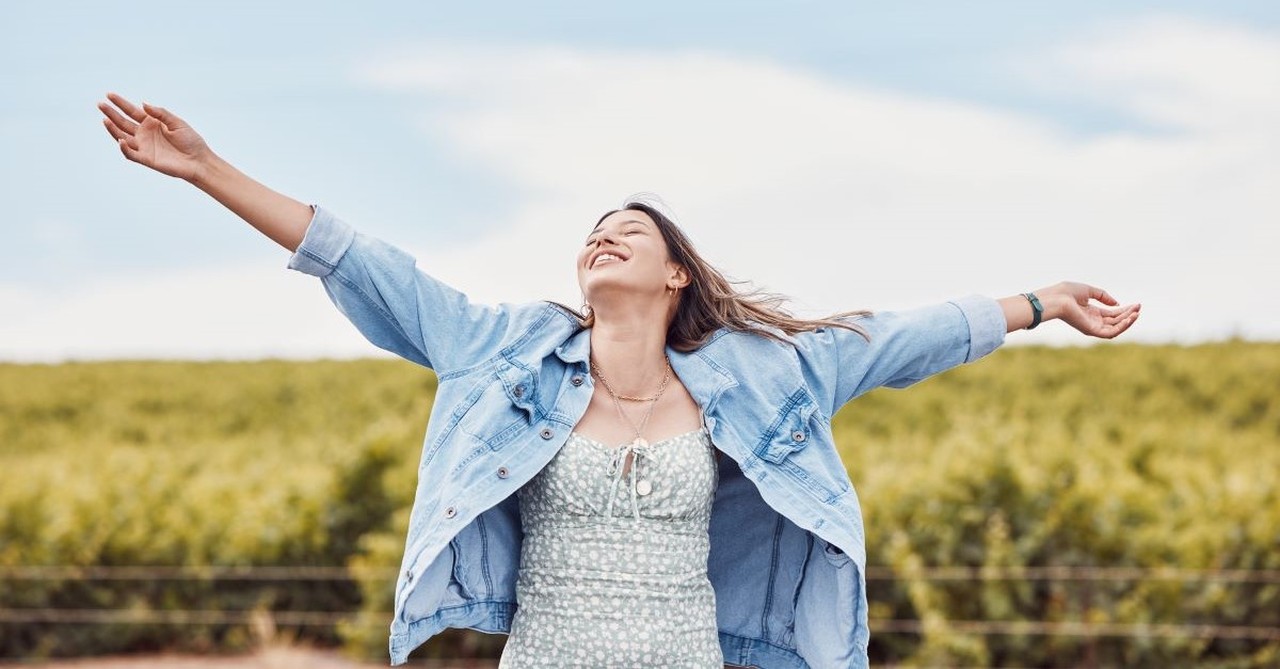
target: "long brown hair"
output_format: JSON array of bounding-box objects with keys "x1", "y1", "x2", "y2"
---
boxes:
[{"x1": 550, "y1": 198, "x2": 870, "y2": 352}]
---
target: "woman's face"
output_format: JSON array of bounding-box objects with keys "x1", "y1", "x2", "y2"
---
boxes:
[{"x1": 577, "y1": 209, "x2": 680, "y2": 303}]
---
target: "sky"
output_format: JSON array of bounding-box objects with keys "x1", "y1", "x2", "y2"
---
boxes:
[{"x1": 2, "y1": 1, "x2": 1277, "y2": 361}]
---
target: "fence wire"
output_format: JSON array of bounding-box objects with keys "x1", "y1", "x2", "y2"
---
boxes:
[
  {"x1": 5, "y1": 565, "x2": 1280, "y2": 582},
  {"x1": 2, "y1": 565, "x2": 1277, "y2": 643}
]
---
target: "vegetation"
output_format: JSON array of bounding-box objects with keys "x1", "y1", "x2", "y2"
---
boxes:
[{"x1": 1, "y1": 343, "x2": 1276, "y2": 666}]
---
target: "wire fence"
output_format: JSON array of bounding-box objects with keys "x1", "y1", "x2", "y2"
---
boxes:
[
  {"x1": 0, "y1": 566, "x2": 363, "y2": 581},
  {"x1": 871, "y1": 619, "x2": 1280, "y2": 641},
  {"x1": 2, "y1": 565, "x2": 1277, "y2": 642},
  {"x1": 3, "y1": 610, "x2": 1276, "y2": 642},
  {"x1": 861, "y1": 565, "x2": 1280, "y2": 583},
  {"x1": 6, "y1": 564, "x2": 1280, "y2": 582}
]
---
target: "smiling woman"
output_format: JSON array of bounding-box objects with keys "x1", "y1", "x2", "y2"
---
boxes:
[
  {"x1": 98, "y1": 92, "x2": 1139, "y2": 668},
  {"x1": 565, "y1": 202, "x2": 871, "y2": 353}
]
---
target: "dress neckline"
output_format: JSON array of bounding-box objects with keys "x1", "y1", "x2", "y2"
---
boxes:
[{"x1": 569, "y1": 428, "x2": 707, "y2": 451}]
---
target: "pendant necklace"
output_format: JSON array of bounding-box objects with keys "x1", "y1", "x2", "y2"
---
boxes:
[{"x1": 590, "y1": 354, "x2": 672, "y2": 500}]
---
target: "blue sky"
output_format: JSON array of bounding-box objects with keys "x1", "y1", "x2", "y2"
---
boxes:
[{"x1": 2, "y1": 1, "x2": 1277, "y2": 360}]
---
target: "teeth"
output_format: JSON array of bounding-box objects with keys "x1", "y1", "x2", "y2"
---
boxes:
[{"x1": 593, "y1": 253, "x2": 622, "y2": 268}]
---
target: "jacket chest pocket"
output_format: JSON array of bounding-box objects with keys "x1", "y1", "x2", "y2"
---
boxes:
[
  {"x1": 759, "y1": 389, "x2": 851, "y2": 503},
  {"x1": 456, "y1": 361, "x2": 539, "y2": 450},
  {"x1": 760, "y1": 389, "x2": 818, "y2": 464}
]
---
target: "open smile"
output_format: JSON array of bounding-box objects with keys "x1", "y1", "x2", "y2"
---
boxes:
[{"x1": 590, "y1": 252, "x2": 628, "y2": 269}]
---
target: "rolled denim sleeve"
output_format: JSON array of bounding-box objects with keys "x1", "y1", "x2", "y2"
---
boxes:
[
  {"x1": 286, "y1": 205, "x2": 356, "y2": 278},
  {"x1": 286, "y1": 205, "x2": 518, "y2": 373},
  {"x1": 796, "y1": 295, "x2": 1006, "y2": 416}
]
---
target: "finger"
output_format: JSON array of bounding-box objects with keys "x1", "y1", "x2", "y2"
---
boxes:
[
  {"x1": 1089, "y1": 286, "x2": 1118, "y2": 306},
  {"x1": 1110, "y1": 312, "x2": 1140, "y2": 338},
  {"x1": 141, "y1": 102, "x2": 185, "y2": 131},
  {"x1": 1103, "y1": 305, "x2": 1140, "y2": 324},
  {"x1": 102, "y1": 118, "x2": 127, "y2": 142},
  {"x1": 106, "y1": 91, "x2": 147, "y2": 123},
  {"x1": 1100, "y1": 304, "x2": 1138, "y2": 320},
  {"x1": 117, "y1": 137, "x2": 140, "y2": 162},
  {"x1": 98, "y1": 101, "x2": 139, "y2": 135},
  {"x1": 1102, "y1": 314, "x2": 1130, "y2": 329},
  {"x1": 1102, "y1": 312, "x2": 1140, "y2": 339},
  {"x1": 119, "y1": 128, "x2": 140, "y2": 152}
]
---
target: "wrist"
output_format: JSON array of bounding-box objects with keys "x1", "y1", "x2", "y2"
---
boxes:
[
  {"x1": 1037, "y1": 291, "x2": 1072, "y2": 323},
  {"x1": 1022, "y1": 292, "x2": 1044, "y2": 329},
  {"x1": 999, "y1": 293, "x2": 1041, "y2": 333},
  {"x1": 1045, "y1": 284, "x2": 1073, "y2": 317},
  {"x1": 187, "y1": 151, "x2": 225, "y2": 190}
]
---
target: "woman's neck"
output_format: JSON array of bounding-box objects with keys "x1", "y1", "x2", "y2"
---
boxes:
[{"x1": 589, "y1": 309, "x2": 672, "y2": 396}]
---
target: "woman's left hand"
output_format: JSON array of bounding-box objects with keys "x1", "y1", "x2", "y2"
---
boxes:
[{"x1": 1002, "y1": 281, "x2": 1141, "y2": 338}]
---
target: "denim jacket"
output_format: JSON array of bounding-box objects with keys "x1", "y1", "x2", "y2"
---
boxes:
[{"x1": 286, "y1": 206, "x2": 1006, "y2": 668}]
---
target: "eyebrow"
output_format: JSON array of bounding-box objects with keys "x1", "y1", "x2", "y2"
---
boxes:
[{"x1": 587, "y1": 218, "x2": 650, "y2": 238}]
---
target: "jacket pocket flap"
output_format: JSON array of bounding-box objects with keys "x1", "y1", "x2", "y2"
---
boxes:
[
  {"x1": 759, "y1": 389, "x2": 818, "y2": 464},
  {"x1": 496, "y1": 363, "x2": 537, "y2": 419}
]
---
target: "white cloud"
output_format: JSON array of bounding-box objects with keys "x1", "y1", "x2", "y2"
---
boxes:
[
  {"x1": 5, "y1": 14, "x2": 1277, "y2": 361},
  {"x1": 1, "y1": 264, "x2": 381, "y2": 362},
  {"x1": 1036, "y1": 15, "x2": 1280, "y2": 134},
  {"x1": 351, "y1": 15, "x2": 1277, "y2": 346}
]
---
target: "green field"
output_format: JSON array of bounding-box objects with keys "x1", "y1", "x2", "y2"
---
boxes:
[{"x1": 1, "y1": 343, "x2": 1277, "y2": 667}]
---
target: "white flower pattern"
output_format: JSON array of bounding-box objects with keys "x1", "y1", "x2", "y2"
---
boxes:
[{"x1": 499, "y1": 428, "x2": 722, "y2": 668}]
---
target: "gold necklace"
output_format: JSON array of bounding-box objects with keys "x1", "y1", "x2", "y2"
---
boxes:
[
  {"x1": 589, "y1": 356, "x2": 672, "y2": 402},
  {"x1": 589, "y1": 356, "x2": 672, "y2": 445},
  {"x1": 590, "y1": 355, "x2": 672, "y2": 499}
]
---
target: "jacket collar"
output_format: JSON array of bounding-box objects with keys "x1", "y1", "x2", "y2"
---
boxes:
[
  {"x1": 552, "y1": 319, "x2": 737, "y2": 408},
  {"x1": 553, "y1": 323, "x2": 590, "y2": 364},
  {"x1": 668, "y1": 344, "x2": 738, "y2": 409}
]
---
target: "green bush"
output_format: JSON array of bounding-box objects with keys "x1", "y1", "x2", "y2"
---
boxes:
[
  {"x1": 0, "y1": 360, "x2": 432, "y2": 659},
  {"x1": 1, "y1": 343, "x2": 1277, "y2": 666},
  {"x1": 841, "y1": 343, "x2": 1280, "y2": 667}
]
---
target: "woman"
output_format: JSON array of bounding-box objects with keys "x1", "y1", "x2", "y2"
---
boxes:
[{"x1": 98, "y1": 93, "x2": 1140, "y2": 668}]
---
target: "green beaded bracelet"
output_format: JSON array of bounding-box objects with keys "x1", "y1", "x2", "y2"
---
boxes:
[{"x1": 1023, "y1": 292, "x2": 1043, "y2": 330}]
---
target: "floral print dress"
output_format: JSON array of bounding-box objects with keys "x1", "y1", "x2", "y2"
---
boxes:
[{"x1": 499, "y1": 428, "x2": 722, "y2": 668}]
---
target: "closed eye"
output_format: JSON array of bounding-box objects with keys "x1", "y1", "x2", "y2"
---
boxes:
[{"x1": 585, "y1": 223, "x2": 646, "y2": 245}]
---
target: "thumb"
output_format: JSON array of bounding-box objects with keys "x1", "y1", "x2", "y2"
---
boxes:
[{"x1": 142, "y1": 102, "x2": 185, "y2": 130}]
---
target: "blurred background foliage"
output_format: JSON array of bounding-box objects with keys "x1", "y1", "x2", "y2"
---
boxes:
[{"x1": 1, "y1": 343, "x2": 1277, "y2": 666}]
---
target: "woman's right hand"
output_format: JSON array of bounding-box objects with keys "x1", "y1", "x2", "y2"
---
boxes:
[{"x1": 98, "y1": 92, "x2": 212, "y2": 183}]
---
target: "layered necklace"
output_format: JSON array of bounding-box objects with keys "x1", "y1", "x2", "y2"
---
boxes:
[{"x1": 589, "y1": 354, "x2": 672, "y2": 509}]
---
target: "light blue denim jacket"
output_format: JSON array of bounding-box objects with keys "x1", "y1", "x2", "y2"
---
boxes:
[{"x1": 287, "y1": 206, "x2": 1006, "y2": 668}]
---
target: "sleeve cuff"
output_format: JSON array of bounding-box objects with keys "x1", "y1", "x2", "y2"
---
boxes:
[
  {"x1": 285, "y1": 205, "x2": 357, "y2": 277},
  {"x1": 949, "y1": 294, "x2": 1006, "y2": 363}
]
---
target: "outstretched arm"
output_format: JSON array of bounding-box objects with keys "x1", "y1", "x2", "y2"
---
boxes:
[
  {"x1": 796, "y1": 282, "x2": 1140, "y2": 416},
  {"x1": 998, "y1": 282, "x2": 1140, "y2": 338},
  {"x1": 100, "y1": 93, "x2": 544, "y2": 373},
  {"x1": 97, "y1": 92, "x2": 311, "y2": 252}
]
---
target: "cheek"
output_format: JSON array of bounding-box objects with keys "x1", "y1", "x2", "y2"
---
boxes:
[{"x1": 631, "y1": 258, "x2": 668, "y2": 283}]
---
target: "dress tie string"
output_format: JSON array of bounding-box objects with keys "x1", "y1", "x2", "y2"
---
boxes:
[{"x1": 605, "y1": 439, "x2": 651, "y2": 521}]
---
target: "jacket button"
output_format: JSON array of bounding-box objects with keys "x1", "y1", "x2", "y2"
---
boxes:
[
  {"x1": 570, "y1": 375, "x2": 584, "y2": 386},
  {"x1": 513, "y1": 385, "x2": 525, "y2": 399},
  {"x1": 539, "y1": 427, "x2": 554, "y2": 440},
  {"x1": 497, "y1": 466, "x2": 509, "y2": 479},
  {"x1": 792, "y1": 430, "x2": 806, "y2": 442},
  {"x1": 404, "y1": 570, "x2": 413, "y2": 581},
  {"x1": 444, "y1": 506, "x2": 457, "y2": 519}
]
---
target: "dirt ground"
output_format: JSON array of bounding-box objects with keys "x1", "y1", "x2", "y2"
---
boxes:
[{"x1": 0, "y1": 647, "x2": 497, "y2": 669}]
